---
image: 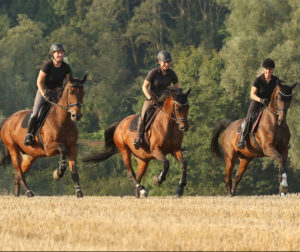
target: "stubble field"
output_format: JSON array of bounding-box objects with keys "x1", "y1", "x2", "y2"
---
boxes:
[{"x1": 0, "y1": 195, "x2": 300, "y2": 251}]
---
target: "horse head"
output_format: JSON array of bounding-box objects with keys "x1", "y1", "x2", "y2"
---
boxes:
[
  {"x1": 161, "y1": 87, "x2": 191, "y2": 132},
  {"x1": 270, "y1": 81, "x2": 297, "y2": 125},
  {"x1": 63, "y1": 73, "x2": 87, "y2": 121}
]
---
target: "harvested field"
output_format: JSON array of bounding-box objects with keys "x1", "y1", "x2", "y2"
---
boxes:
[{"x1": 0, "y1": 195, "x2": 300, "y2": 251}]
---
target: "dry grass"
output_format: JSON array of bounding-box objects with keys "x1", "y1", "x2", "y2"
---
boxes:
[{"x1": 0, "y1": 195, "x2": 300, "y2": 251}]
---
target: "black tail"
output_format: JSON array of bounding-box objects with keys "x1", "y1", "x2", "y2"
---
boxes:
[
  {"x1": 0, "y1": 119, "x2": 11, "y2": 166},
  {"x1": 210, "y1": 118, "x2": 232, "y2": 159},
  {"x1": 82, "y1": 122, "x2": 119, "y2": 163}
]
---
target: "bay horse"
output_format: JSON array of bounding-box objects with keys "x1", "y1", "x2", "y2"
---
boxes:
[
  {"x1": 0, "y1": 74, "x2": 87, "y2": 197},
  {"x1": 211, "y1": 82, "x2": 297, "y2": 196},
  {"x1": 83, "y1": 87, "x2": 191, "y2": 197}
]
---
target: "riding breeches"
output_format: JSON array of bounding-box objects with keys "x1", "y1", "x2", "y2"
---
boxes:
[
  {"x1": 141, "y1": 99, "x2": 154, "y2": 120},
  {"x1": 245, "y1": 100, "x2": 264, "y2": 122},
  {"x1": 31, "y1": 90, "x2": 48, "y2": 118}
]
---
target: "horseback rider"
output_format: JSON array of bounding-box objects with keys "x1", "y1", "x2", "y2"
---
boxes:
[
  {"x1": 24, "y1": 42, "x2": 72, "y2": 146},
  {"x1": 237, "y1": 58, "x2": 279, "y2": 149},
  {"x1": 133, "y1": 50, "x2": 180, "y2": 149}
]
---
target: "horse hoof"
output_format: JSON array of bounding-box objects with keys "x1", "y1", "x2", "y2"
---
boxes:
[
  {"x1": 153, "y1": 175, "x2": 161, "y2": 186},
  {"x1": 175, "y1": 185, "x2": 184, "y2": 197},
  {"x1": 76, "y1": 190, "x2": 83, "y2": 198},
  {"x1": 53, "y1": 170, "x2": 61, "y2": 181},
  {"x1": 139, "y1": 189, "x2": 148, "y2": 198},
  {"x1": 280, "y1": 192, "x2": 286, "y2": 197},
  {"x1": 25, "y1": 190, "x2": 34, "y2": 197}
]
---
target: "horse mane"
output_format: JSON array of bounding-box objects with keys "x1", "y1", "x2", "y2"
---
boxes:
[{"x1": 158, "y1": 87, "x2": 187, "y2": 105}]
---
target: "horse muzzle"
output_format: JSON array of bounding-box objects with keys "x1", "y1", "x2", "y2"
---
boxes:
[{"x1": 179, "y1": 122, "x2": 189, "y2": 132}]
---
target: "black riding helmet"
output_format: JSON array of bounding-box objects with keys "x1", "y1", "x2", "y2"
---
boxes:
[
  {"x1": 262, "y1": 58, "x2": 275, "y2": 69},
  {"x1": 50, "y1": 42, "x2": 65, "y2": 53},
  {"x1": 157, "y1": 50, "x2": 172, "y2": 63}
]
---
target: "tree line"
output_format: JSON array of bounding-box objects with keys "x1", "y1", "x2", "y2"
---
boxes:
[{"x1": 0, "y1": 0, "x2": 300, "y2": 196}]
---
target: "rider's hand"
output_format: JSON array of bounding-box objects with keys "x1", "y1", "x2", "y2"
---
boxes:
[
  {"x1": 260, "y1": 98, "x2": 269, "y2": 106},
  {"x1": 44, "y1": 91, "x2": 58, "y2": 103}
]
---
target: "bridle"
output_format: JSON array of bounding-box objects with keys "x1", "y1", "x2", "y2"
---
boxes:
[
  {"x1": 47, "y1": 83, "x2": 83, "y2": 113},
  {"x1": 154, "y1": 99, "x2": 189, "y2": 125},
  {"x1": 267, "y1": 89, "x2": 292, "y2": 115},
  {"x1": 172, "y1": 100, "x2": 189, "y2": 125}
]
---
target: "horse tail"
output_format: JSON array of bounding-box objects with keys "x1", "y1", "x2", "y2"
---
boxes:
[
  {"x1": 82, "y1": 122, "x2": 119, "y2": 163},
  {"x1": 0, "y1": 119, "x2": 11, "y2": 166},
  {"x1": 210, "y1": 118, "x2": 232, "y2": 159}
]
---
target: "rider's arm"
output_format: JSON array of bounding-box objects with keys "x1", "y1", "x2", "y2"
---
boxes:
[
  {"x1": 250, "y1": 86, "x2": 263, "y2": 103},
  {"x1": 174, "y1": 82, "x2": 180, "y2": 88},
  {"x1": 142, "y1": 79, "x2": 152, "y2": 100},
  {"x1": 37, "y1": 70, "x2": 48, "y2": 97}
]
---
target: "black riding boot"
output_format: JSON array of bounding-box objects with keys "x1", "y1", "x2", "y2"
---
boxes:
[
  {"x1": 237, "y1": 118, "x2": 249, "y2": 149},
  {"x1": 24, "y1": 116, "x2": 38, "y2": 146},
  {"x1": 133, "y1": 117, "x2": 144, "y2": 150}
]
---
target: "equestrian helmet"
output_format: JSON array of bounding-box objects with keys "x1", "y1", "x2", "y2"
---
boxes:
[
  {"x1": 50, "y1": 42, "x2": 65, "y2": 53},
  {"x1": 157, "y1": 50, "x2": 172, "y2": 62}
]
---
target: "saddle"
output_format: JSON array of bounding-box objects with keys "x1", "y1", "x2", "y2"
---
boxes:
[
  {"x1": 129, "y1": 105, "x2": 160, "y2": 147},
  {"x1": 237, "y1": 109, "x2": 264, "y2": 135},
  {"x1": 21, "y1": 102, "x2": 52, "y2": 146}
]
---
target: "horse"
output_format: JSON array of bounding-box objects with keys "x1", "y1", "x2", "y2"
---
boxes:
[
  {"x1": 82, "y1": 87, "x2": 191, "y2": 197},
  {"x1": 0, "y1": 74, "x2": 87, "y2": 197},
  {"x1": 211, "y1": 82, "x2": 297, "y2": 196}
]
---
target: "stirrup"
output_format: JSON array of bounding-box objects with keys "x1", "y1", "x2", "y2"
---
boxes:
[{"x1": 24, "y1": 133, "x2": 34, "y2": 146}]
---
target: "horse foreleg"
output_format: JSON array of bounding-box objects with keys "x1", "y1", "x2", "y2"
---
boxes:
[
  {"x1": 153, "y1": 149, "x2": 169, "y2": 186},
  {"x1": 172, "y1": 150, "x2": 187, "y2": 197},
  {"x1": 67, "y1": 145, "x2": 83, "y2": 198},
  {"x1": 232, "y1": 158, "x2": 252, "y2": 196},
  {"x1": 263, "y1": 145, "x2": 287, "y2": 195},
  {"x1": 53, "y1": 144, "x2": 68, "y2": 180}
]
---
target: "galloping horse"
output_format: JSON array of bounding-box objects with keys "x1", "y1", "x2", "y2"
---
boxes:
[
  {"x1": 0, "y1": 74, "x2": 87, "y2": 197},
  {"x1": 83, "y1": 87, "x2": 191, "y2": 197},
  {"x1": 211, "y1": 82, "x2": 297, "y2": 196}
]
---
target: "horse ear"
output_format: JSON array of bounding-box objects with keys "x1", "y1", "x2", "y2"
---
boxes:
[
  {"x1": 185, "y1": 88, "x2": 191, "y2": 96},
  {"x1": 81, "y1": 74, "x2": 88, "y2": 84},
  {"x1": 291, "y1": 82, "x2": 297, "y2": 90}
]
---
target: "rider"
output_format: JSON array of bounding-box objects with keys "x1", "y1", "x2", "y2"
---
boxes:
[
  {"x1": 24, "y1": 42, "x2": 72, "y2": 146},
  {"x1": 237, "y1": 58, "x2": 279, "y2": 149},
  {"x1": 133, "y1": 50, "x2": 180, "y2": 149}
]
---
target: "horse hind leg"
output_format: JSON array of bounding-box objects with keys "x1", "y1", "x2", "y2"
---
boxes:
[
  {"x1": 232, "y1": 157, "x2": 252, "y2": 196},
  {"x1": 135, "y1": 158, "x2": 149, "y2": 198},
  {"x1": 53, "y1": 144, "x2": 68, "y2": 180},
  {"x1": 10, "y1": 148, "x2": 34, "y2": 197},
  {"x1": 120, "y1": 149, "x2": 146, "y2": 198},
  {"x1": 224, "y1": 155, "x2": 237, "y2": 196}
]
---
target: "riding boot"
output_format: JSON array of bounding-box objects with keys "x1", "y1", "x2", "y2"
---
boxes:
[
  {"x1": 133, "y1": 116, "x2": 144, "y2": 150},
  {"x1": 237, "y1": 118, "x2": 249, "y2": 149},
  {"x1": 24, "y1": 116, "x2": 38, "y2": 146}
]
